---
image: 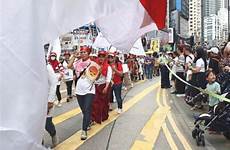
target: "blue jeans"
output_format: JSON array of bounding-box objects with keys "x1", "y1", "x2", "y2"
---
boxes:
[
  {"x1": 77, "y1": 94, "x2": 94, "y2": 131},
  {"x1": 145, "y1": 66, "x2": 153, "y2": 79},
  {"x1": 112, "y1": 83, "x2": 123, "y2": 109},
  {"x1": 45, "y1": 117, "x2": 56, "y2": 137}
]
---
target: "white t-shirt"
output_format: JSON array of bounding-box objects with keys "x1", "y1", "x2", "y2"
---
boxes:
[
  {"x1": 74, "y1": 59, "x2": 96, "y2": 95},
  {"x1": 185, "y1": 54, "x2": 195, "y2": 80},
  {"x1": 185, "y1": 54, "x2": 194, "y2": 64},
  {"x1": 196, "y1": 58, "x2": 205, "y2": 72},
  {"x1": 63, "y1": 61, "x2": 73, "y2": 81}
]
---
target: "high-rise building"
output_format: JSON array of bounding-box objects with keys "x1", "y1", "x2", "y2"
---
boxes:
[
  {"x1": 203, "y1": 0, "x2": 227, "y2": 16},
  {"x1": 204, "y1": 14, "x2": 220, "y2": 45},
  {"x1": 176, "y1": 0, "x2": 189, "y2": 19},
  {"x1": 189, "y1": 0, "x2": 202, "y2": 41}
]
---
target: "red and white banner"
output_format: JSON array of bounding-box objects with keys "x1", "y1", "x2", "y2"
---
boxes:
[{"x1": 0, "y1": 0, "x2": 166, "y2": 149}]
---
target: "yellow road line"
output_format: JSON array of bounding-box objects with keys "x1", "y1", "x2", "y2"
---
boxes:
[
  {"x1": 156, "y1": 88, "x2": 163, "y2": 107},
  {"x1": 163, "y1": 89, "x2": 192, "y2": 150},
  {"x1": 167, "y1": 112, "x2": 192, "y2": 150},
  {"x1": 53, "y1": 80, "x2": 145, "y2": 125},
  {"x1": 131, "y1": 88, "x2": 171, "y2": 150},
  {"x1": 55, "y1": 82, "x2": 160, "y2": 150},
  {"x1": 162, "y1": 123, "x2": 178, "y2": 150},
  {"x1": 53, "y1": 108, "x2": 81, "y2": 125}
]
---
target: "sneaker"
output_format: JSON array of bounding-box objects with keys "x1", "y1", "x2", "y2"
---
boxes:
[
  {"x1": 117, "y1": 108, "x2": 122, "y2": 114},
  {"x1": 176, "y1": 94, "x2": 185, "y2": 97},
  {"x1": 66, "y1": 98, "x2": 70, "y2": 102},
  {"x1": 51, "y1": 135, "x2": 59, "y2": 147},
  {"x1": 57, "y1": 102, "x2": 62, "y2": 107},
  {"x1": 81, "y1": 131, "x2": 87, "y2": 140}
]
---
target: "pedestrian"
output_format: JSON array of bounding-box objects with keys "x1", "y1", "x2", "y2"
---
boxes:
[
  {"x1": 174, "y1": 46, "x2": 186, "y2": 95},
  {"x1": 183, "y1": 45, "x2": 195, "y2": 102},
  {"x1": 206, "y1": 70, "x2": 221, "y2": 111},
  {"x1": 68, "y1": 46, "x2": 100, "y2": 140},
  {"x1": 91, "y1": 50, "x2": 112, "y2": 124},
  {"x1": 48, "y1": 52, "x2": 64, "y2": 107},
  {"x1": 191, "y1": 47, "x2": 207, "y2": 96},
  {"x1": 63, "y1": 51, "x2": 74, "y2": 102},
  {"x1": 144, "y1": 54, "x2": 153, "y2": 79},
  {"x1": 108, "y1": 52, "x2": 124, "y2": 114},
  {"x1": 45, "y1": 61, "x2": 59, "y2": 147},
  {"x1": 159, "y1": 51, "x2": 171, "y2": 88},
  {"x1": 207, "y1": 47, "x2": 220, "y2": 75}
]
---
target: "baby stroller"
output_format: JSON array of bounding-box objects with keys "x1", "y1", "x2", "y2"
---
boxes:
[
  {"x1": 191, "y1": 93, "x2": 230, "y2": 146},
  {"x1": 185, "y1": 92, "x2": 208, "y2": 109}
]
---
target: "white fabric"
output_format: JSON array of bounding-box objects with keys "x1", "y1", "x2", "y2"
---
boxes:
[
  {"x1": 196, "y1": 58, "x2": 205, "y2": 72},
  {"x1": 129, "y1": 38, "x2": 146, "y2": 56},
  {"x1": 96, "y1": 2, "x2": 157, "y2": 52},
  {"x1": 0, "y1": 0, "x2": 160, "y2": 149},
  {"x1": 47, "y1": 64, "x2": 57, "y2": 103},
  {"x1": 51, "y1": 37, "x2": 62, "y2": 60},
  {"x1": 47, "y1": 64, "x2": 57, "y2": 117},
  {"x1": 92, "y1": 33, "x2": 111, "y2": 49}
]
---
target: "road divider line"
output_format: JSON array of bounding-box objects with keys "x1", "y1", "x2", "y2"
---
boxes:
[
  {"x1": 162, "y1": 90, "x2": 192, "y2": 150},
  {"x1": 55, "y1": 82, "x2": 160, "y2": 150},
  {"x1": 53, "y1": 80, "x2": 146, "y2": 125},
  {"x1": 162, "y1": 122, "x2": 178, "y2": 150},
  {"x1": 131, "y1": 88, "x2": 171, "y2": 150},
  {"x1": 167, "y1": 112, "x2": 192, "y2": 150}
]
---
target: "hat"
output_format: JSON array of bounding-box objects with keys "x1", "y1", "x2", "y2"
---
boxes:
[
  {"x1": 80, "y1": 46, "x2": 91, "y2": 54},
  {"x1": 89, "y1": 53, "x2": 97, "y2": 57},
  {"x1": 98, "y1": 50, "x2": 107, "y2": 56},
  {"x1": 207, "y1": 47, "x2": 219, "y2": 54},
  {"x1": 50, "y1": 52, "x2": 57, "y2": 57},
  {"x1": 108, "y1": 52, "x2": 115, "y2": 57}
]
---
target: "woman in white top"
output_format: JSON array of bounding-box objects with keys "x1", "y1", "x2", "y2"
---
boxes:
[
  {"x1": 91, "y1": 51, "x2": 112, "y2": 124},
  {"x1": 191, "y1": 47, "x2": 207, "y2": 96},
  {"x1": 68, "y1": 46, "x2": 100, "y2": 140},
  {"x1": 63, "y1": 51, "x2": 74, "y2": 102}
]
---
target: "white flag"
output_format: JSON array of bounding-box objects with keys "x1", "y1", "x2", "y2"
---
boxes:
[{"x1": 0, "y1": 0, "x2": 166, "y2": 149}]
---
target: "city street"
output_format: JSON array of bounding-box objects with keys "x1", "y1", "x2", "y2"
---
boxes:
[{"x1": 43, "y1": 78, "x2": 230, "y2": 150}]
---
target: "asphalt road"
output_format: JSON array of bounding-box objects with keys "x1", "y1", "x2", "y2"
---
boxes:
[{"x1": 43, "y1": 78, "x2": 230, "y2": 150}]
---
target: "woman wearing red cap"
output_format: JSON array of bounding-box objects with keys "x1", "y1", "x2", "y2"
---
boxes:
[
  {"x1": 108, "y1": 52, "x2": 123, "y2": 114},
  {"x1": 68, "y1": 46, "x2": 100, "y2": 140},
  {"x1": 91, "y1": 51, "x2": 112, "y2": 124}
]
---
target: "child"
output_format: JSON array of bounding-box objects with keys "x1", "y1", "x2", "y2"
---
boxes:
[{"x1": 206, "y1": 70, "x2": 221, "y2": 111}]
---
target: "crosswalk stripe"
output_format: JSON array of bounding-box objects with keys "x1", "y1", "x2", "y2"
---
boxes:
[{"x1": 54, "y1": 82, "x2": 160, "y2": 150}]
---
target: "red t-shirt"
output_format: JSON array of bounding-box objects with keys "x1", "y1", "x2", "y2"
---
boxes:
[{"x1": 111, "y1": 62, "x2": 123, "y2": 85}]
